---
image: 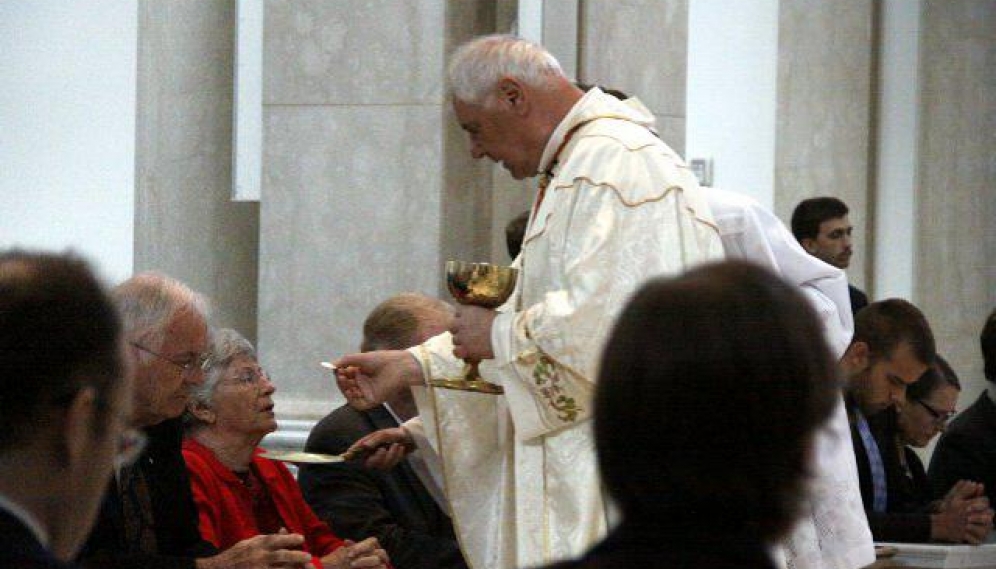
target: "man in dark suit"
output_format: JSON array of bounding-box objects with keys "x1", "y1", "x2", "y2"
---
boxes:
[
  {"x1": 791, "y1": 196, "x2": 869, "y2": 315},
  {"x1": 0, "y1": 251, "x2": 130, "y2": 568},
  {"x1": 300, "y1": 293, "x2": 468, "y2": 569},
  {"x1": 79, "y1": 273, "x2": 310, "y2": 569},
  {"x1": 840, "y1": 299, "x2": 992, "y2": 543},
  {"x1": 930, "y1": 309, "x2": 996, "y2": 507}
]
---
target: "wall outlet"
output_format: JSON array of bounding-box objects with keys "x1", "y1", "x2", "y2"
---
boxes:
[{"x1": 689, "y1": 158, "x2": 713, "y2": 187}]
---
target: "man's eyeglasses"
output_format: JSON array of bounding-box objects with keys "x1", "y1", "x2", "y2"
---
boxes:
[
  {"x1": 914, "y1": 398, "x2": 956, "y2": 425},
  {"x1": 130, "y1": 342, "x2": 207, "y2": 378},
  {"x1": 116, "y1": 428, "x2": 148, "y2": 469}
]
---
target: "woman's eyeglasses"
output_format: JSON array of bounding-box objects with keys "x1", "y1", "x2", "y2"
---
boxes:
[{"x1": 914, "y1": 398, "x2": 956, "y2": 426}]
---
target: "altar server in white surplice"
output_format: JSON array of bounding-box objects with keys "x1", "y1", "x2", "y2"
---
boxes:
[
  {"x1": 333, "y1": 34, "x2": 724, "y2": 569},
  {"x1": 704, "y1": 187, "x2": 875, "y2": 569},
  {"x1": 619, "y1": 92, "x2": 874, "y2": 569}
]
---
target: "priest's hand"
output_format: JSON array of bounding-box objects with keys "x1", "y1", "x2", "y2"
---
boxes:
[
  {"x1": 451, "y1": 305, "x2": 496, "y2": 360},
  {"x1": 334, "y1": 350, "x2": 423, "y2": 410}
]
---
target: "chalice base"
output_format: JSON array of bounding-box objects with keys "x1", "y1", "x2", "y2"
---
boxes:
[{"x1": 427, "y1": 363, "x2": 504, "y2": 394}]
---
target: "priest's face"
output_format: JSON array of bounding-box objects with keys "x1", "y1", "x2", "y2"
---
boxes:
[{"x1": 453, "y1": 97, "x2": 538, "y2": 180}]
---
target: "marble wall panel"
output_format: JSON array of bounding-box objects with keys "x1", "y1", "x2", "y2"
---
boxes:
[
  {"x1": 135, "y1": 0, "x2": 259, "y2": 340},
  {"x1": 580, "y1": 0, "x2": 687, "y2": 117},
  {"x1": 774, "y1": 0, "x2": 874, "y2": 290},
  {"x1": 656, "y1": 114, "x2": 686, "y2": 159},
  {"x1": 490, "y1": 169, "x2": 536, "y2": 264},
  {"x1": 915, "y1": 0, "x2": 996, "y2": 405},
  {"x1": 264, "y1": 0, "x2": 445, "y2": 105},
  {"x1": 261, "y1": 105, "x2": 445, "y2": 417}
]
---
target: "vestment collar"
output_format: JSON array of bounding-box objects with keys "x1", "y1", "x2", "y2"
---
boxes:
[{"x1": 537, "y1": 87, "x2": 657, "y2": 176}]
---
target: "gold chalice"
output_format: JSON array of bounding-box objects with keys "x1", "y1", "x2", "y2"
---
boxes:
[{"x1": 428, "y1": 261, "x2": 518, "y2": 394}]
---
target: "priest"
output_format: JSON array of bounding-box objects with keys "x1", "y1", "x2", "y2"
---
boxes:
[{"x1": 335, "y1": 34, "x2": 724, "y2": 569}]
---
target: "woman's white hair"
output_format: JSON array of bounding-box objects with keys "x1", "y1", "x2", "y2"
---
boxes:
[
  {"x1": 184, "y1": 328, "x2": 256, "y2": 430},
  {"x1": 112, "y1": 272, "x2": 209, "y2": 356},
  {"x1": 447, "y1": 34, "x2": 565, "y2": 106}
]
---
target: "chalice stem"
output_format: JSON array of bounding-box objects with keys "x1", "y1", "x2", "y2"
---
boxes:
[{"x1": 463, "y1": 360, "x2": 482, "y2": 382}]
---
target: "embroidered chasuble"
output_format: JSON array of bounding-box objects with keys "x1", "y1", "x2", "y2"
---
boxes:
[{"x1": 406, "y1": 88, "x2": 725, "y2": 569}]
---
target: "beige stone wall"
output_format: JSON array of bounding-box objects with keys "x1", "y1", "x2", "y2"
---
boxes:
[
  {"x1": 134, "y1": 0, "x2": 259, "y2": 341},
  {"x1": 258, "y1": 0, "x2": 495, "y2": 417},
  {"x1": 914, "y1": 0, "x2": 996, "y2": 406},
  {"x1": 774, "y1": 0, "x2": 875, "y2": 291},
  {"x1": 580, "y1": 0, "x2": 688, "y2": 154}
]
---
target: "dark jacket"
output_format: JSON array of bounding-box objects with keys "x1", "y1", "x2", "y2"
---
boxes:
[
  {"x1": 78, "y1": 418, "x2": 216, "y2": 569},
  {"x1": 849, "y1": 284, "x2": 869, "y2": 316},
  {"x1": 539, "y1": 520, "x2": 777, "y2": 569},
  {"x1": 929, "y1": 391, "x2": 996, "y2": 504},
  {"x1": 0, "y1": 508, "x2": 78, "y2": 569},
  {"x1": 848, "y1": 402, "x2": 934, "y2": 542},
  {"x1": 299, "y1": 405, "x2": 467, "y2": 569}
]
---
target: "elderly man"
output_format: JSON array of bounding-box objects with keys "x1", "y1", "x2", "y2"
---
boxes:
[
  {"x1": 0, "y1": 251, "x2": 132, "y2": 569},
  {"x1": 80, "y1": 273, "x2": 310, "y2": 569},
  {"x1": 300, "y1": 294, "x2": 465, "y2": 569},
  {"x1": 335, "y1": 35, "x2": 724, "y2": 569}
]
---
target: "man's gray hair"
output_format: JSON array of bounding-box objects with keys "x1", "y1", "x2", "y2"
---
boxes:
[
  {"x1": 112, "y1": 272, "x2": 209, "y2": 354},
  {"x1": 447, "y1": 34, "x2": 565, "y2": 106},
  {"x1": 187, "y1": 328, "x2": 256, "y2": 418}
]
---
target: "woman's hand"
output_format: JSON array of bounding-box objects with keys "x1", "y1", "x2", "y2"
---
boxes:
[
  {"x1": 321, "y1": 538, "x2": 390, "y2": 569},
  {"x1": 932, "y1": 481, "x2": 994, "y2": 543}
]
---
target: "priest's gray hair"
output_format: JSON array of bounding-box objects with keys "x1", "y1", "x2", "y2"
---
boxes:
[
  {"x1": 112, "y1": 272, "x2": 209, "y2": 355},
  {"x1": 188, "y1": 327, "x2": 257, "y2": 411},
  {"x1": 448, "y1": 34, "x2": 565, "y2": 106}
]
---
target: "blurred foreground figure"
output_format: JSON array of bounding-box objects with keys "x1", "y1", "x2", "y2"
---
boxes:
[
  {"x1": 0, "y1": 250, "x2": 131, "y2": 568},
  {"x1": 542, "y1": 260, "x2": 839, "y2": 569}
]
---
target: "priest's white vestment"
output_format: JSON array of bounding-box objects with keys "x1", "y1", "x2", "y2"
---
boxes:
[{"x1": 406, "y1": 88, "x2": 725, "y2": 569}]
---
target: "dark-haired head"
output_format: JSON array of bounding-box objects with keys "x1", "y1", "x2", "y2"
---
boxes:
[
  {"x1": 791, "y1": 197, "x2": 849, "y2": 242},
  {"x1": 595, "y1": 260, "x2": 838, "y2": 542},
  {"x1": 907, "y1": 355, "x2": 960, "y2": 402},
  {"x1": 982, "y1": 309, "x2": 996, "y2": 383},
  {"x1": 0, "y1": 250, "x2": 124, "y2": 449},
  {"x1": 852, "y1": 299, "x2": 936, "y2": 365},
  {"x1": 899, "y1": 356, "x2": 960, "y2": 448}
]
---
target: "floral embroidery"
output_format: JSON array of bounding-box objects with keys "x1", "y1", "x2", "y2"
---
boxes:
[{"x1": 532, "y1": 354, "x2": 581, "y2": 422}]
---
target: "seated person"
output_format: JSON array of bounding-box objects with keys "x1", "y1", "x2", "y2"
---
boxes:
[
  {"x1": 182, "y1": 328, "x2": 390, "y2": 569},
  {"x1": 864, "y1": 357, "x2": 992, "y2": 542},
  {"x1": 930, "y1": 309, "x2": 996, "y2": 508},
  {"x1": 541, "y1": 261, "x2": 840, "y2": 569},
  {"x1": 300, "y1": 294, "x2": 467, "y2": 569}
]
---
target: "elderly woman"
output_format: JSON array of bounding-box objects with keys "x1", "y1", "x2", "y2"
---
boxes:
[
  {"x1": 183, "y1": 328, "x2": 390, "y2": 569},
  {"x1": 867, "y1": 356, "x2": 994, "y2": 543},
  {"x1": 541, "y1": 261, "x2": 840, "y2": 569}
]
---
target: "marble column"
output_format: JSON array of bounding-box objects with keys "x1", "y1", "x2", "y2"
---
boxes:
[
  {"x1": 914, "y1": 0, "x2": 996, "y2": 405},
  {"x1": 773, "y1": 0, "x2": 875, "y2": 291},
  {"x1": 259, "y1": 0, "x2": 494, "y2": 419},
  {"x1": 579, "y1": 0, "x2": 688, "y2": 155},
  {"x1": 134, "y1": 0, "x2": 259, "y2": 340}
]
